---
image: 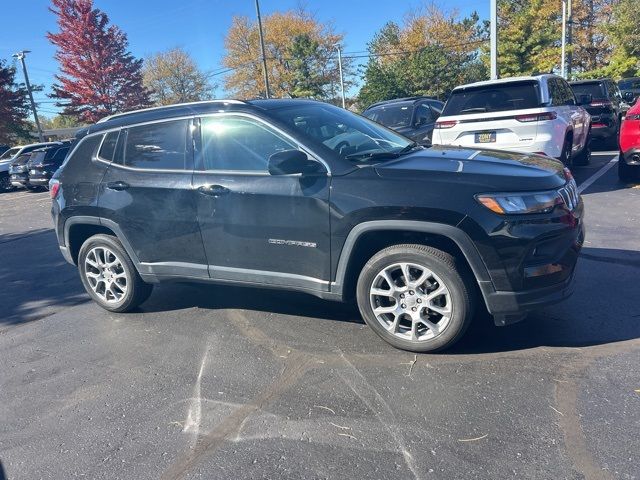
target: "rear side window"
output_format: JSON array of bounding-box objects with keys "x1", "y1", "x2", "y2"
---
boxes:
[
  {"x1": 123, "y1": 120, "x2": 189, "y2": 170},
  {"x1": 98, "y1": 131, "x2": 119, "y2": 161},
  {"x1": 442, "y1": 81, "x2": 541, "y2": 116},
  {"x1": 363, "y1": 103, "x2": 413, "y2": 128},
  {"x1": 62, "y1": 135, "x2": 102, "y2": 167},
  {"x1": 52, "y1": 147, "x2": 69, "y2": 162},
  {"x1": 0, "y1": 147, "x2": 20, "y2": 160}
]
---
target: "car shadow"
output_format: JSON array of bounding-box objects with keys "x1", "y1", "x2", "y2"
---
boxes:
[{"x1": 0, "y1": 228, "x2": 88, "y2": 330}]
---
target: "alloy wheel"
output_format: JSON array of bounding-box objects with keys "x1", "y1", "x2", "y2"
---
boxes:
[
  {"x1": 369, "y1": 262, "x2": 452, "y2": 342},
  {"x1": 84, "y1": 246, "x2": 128, "y2": 303}
]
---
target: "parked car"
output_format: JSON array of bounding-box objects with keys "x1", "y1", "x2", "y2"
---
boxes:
[
  {"x1": 51, "y1": 99, "x2": 584, "y2": 353},
  {"x1": 619, "y1": 100, "x2": 640, "y2": 181},
  {"x1": 0, "y1": 142, "x2": 61, "y2": 192},
  {"x1": 570, "y1": 78, "x2": 629, "y2": 149},
  {"x1": 0, "y1": 145, "x2": 9, "y2": 156},
  {"x1": 10, "y1": 142, "x2": 64, "y2": 190},
  {"x1": 362, "y1": 96, "x2": 444, "y2": 146},
  {"x1": 26, "y1": 143, "x2": 71, "y2": 189},
  {"x1": 432, "y1": 74, "x2": 591, "y2": 167},
  {"x1": 618, "y1": 77, "x2": 640, "y2": 104}
]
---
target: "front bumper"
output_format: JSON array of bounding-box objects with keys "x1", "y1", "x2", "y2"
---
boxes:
[{"x1": 10, "y1": 172, "x2": 28, "y2": 187}]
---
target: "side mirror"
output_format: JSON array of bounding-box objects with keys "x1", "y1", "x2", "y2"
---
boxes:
[
  {"x1": 577, "y1": 94, "x2": 592, "y2": 106},
  {"x1": 268, "y1": 149, "x2": 325, "y2": 176},
  {"x1": 623, "y1": 91, "x2": 636, "y2": 104}
]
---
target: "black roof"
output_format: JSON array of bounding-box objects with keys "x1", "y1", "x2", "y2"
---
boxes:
[
  {"x1": 78, "y1": 98, "x2": 327, "y2": 138},
  {"x1": 569, "y1": 78, "x2": 611, "y2": 85},
  {"x1": 365, "y1": 96, "x2": 440, "y2": 110}
]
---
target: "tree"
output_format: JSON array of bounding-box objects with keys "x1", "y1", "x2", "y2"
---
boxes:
[
  {"x1": 40, "y1": 114, "x2": 83, "y2": 130},
  {"x1": 143, "y1": 48, "x2": 214, "y2": 106},
  {"x1": 48, "y1": 0, "x2": 150, "y2": 123},
  {"x1": 0, "y1": 59, "x2": 32, "y2": 144},
  {"x1": 222, "y1": 7, "x2": 352, "y2": 101},
  {"x1": 357, "y1": 5, "x2": 487, "y2": 108}
]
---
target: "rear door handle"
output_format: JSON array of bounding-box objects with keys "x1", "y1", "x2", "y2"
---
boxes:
[
  {"x1": 106, "y1": 181, "x2": 130, "y2": 191},
  {"x1": 197, "y1": 184, "x2": 230, "y2": 197}
]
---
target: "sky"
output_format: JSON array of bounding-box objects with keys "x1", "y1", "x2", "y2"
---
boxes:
[{"x1": 0, "y1": 0, "x2": 489, "y2": 118}]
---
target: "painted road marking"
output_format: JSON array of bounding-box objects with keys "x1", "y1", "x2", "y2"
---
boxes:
[{"x1": 577, "y1": 155, "x2": 619, "y2": 194}]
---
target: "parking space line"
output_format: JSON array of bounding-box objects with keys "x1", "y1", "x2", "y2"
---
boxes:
[
  {"x1": 577, "y1": 156, "x2": 618, "y2": 194},
  {"x1": 591, "y1": 150, "x2": 619, "y2": 156}
]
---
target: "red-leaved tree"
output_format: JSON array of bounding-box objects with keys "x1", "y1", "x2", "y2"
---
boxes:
[
  {"x1": 0, "y1": 59, "x2": 33, "y2": 143},
  {"x1": 48, "y1": 0, "x2": 150, "y2": 123}
]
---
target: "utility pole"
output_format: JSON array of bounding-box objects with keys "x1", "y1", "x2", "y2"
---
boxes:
[
  {"x1": 561, "y1": 0, "x2": 567, "y2": 79},
  {"x1": 490, "y1": 0, "x2": 498, "y2": 80},
  {"x1": 254, "y1": 0, "x2": 270, "y2": 99},
  {"x1": 566, "y1": 0, "x2": 573, "y2": 79},
  {"x1": 13, "y1": 50, "x2": 44, "y2": 142},
  {"x1": 336, "y1": 45, "x2": 345, "y2": 108}
]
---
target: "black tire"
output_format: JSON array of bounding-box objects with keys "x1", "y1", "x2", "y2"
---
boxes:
[
  {"x1": 558, "y1": 136, "x2": 573, "y2": 167},
  {"x1": 356, "y1": 244, "x2": 475, "y2": 353},
  {"x1": 572, "y1": 143, "x2": 591, "y2": 166},
  {"x1": 0, "y1": 173, "x2": 14, "y2": 193},
  {"x1": 78, "y1": 234, "x2": 153, "y2": 313},
  {"x1": 618, "y1": 156, "x2": 638, "y2": 182}
]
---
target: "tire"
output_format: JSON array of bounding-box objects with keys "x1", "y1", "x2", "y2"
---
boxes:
[
  {"x1": 78, "y1": 234, "x2": 153, "y2": 313},
  {"x1": 618, "y1": 156, "x2": 638, "y2": 182},
  {"x1": 572, "y1": 143, "x2": 591, "y2": 166},
  {"x1": 356, "y1": 244, "x2": 475, "y2": 353},
  {"x1": 0, "y1": 173, "x2": 14, "y2": 193},
  {"x1": 558, "y1": 136, "x2": 573, "y2": 167}
]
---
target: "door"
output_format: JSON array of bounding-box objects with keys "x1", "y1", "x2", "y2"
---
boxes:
[
  {"x1": 99, "y1": 118, "x2": 208, "y2": 278},
  {"x1": 192, "y1": 114, "x2": 331, "y2": 291}
]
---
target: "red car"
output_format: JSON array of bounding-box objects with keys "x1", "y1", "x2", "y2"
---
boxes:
[{"x1": 619, "y1": 101, "x2": 640, "y2": 181}]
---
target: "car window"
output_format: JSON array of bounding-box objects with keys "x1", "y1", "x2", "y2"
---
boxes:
[
  {"x1": 98, "y1": 131, "x2": 119, "y2": 162},
  {"x1": 427, "y1": 101, "x2": 444, "y2": 115},
  {"x1": 442, "y1": 81, "x2": 540, "y2": 116},
  {"x1": 52, "y1": 147, "x2": 69, "y2": 162},
  {"x1": 123, "y1": 120, "x2": 189, "y2": 170},
  {"x1": 570, "y1": 82, "x2": 604, "y2": 100},
  {"x1": 28, "y1": 151, "x2": 48, "y2": 164},
  {"x1": 555, "y1": 79, "x2": 576, "y2": 106},
  {"x1": 363, "y1": 103, "x2": 414, "y2": 128},
  {"x1": 200, "y1": 116, "x2": 297, "y2": 171},
  {"x1": 0, "y1": 147, "x2": 20, "y2": 160},
  {"x1": 414, "y1": 104, "x2": 434, "y2": 125}
]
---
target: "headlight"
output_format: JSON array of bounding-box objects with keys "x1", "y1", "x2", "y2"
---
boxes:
[{"x1": 475, "y1": 191, "x2": 562, "y2": 214}]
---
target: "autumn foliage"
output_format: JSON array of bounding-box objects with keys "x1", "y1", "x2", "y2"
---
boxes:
[{"x1": 48, "y1": 0, "x2": 150, "y2": 123}]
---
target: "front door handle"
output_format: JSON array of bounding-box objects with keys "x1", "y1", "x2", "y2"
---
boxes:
[
  {"x1": 106, "y1": 181, "x2": 130, "y2": 191},
  {"x1": 197, "y1": 184, "x2": 230, "y2": 197}
]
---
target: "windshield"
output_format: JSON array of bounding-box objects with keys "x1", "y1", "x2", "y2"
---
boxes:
[
  {"x1": 442, "y1": 81, "x2": 541, "y2": 116},
  {"x1": 268, "y1": 103, "x2": 413, "y2": 162},
  {"x1": 619, "y1": 79, "x2": 640, "y2": 90},
  {"x1": 363, "y1": 102, "x2": 414, "y2": 128},
  {"x1": 570, "y1": 82, "x2": 604, "y2": 99},
  {"x1": 0, "y1": 147, "x2": 20, "y2": 160}
]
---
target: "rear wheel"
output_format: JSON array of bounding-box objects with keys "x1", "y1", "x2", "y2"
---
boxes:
[
  {"x1": 356, "y1": 244, "x2": 475, "y2": 352},
  {"x1": 618, "y1": 155, "x2": 638, "y2": 182},
  {"x1": 573, "y1": 143, "x2": 591, "y2": 166},
  {"x1": 78, "y1": 234, "x2": 153, "y2": 312},
  {"x1": 0, "y1": 173, "x2": 14, "y2": 193},
  {"x1": 558, "y1": 136, "x2": 573, "y2": 167}
]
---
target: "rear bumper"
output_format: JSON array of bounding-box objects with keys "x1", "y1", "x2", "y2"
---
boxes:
[{"x1": 10, "y1": 173, "x2": 28, "y2": 186}]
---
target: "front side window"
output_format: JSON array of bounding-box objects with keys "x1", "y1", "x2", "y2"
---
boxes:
[
  {"x1": 414, "y1": 104, "x2": 435, "y2": 125},
  {"x1": 123, "y1": 119, "x2": 189, "y2": 170},
  {"x1": 442, "y1": 81, "x2": 541, "y2": 116},
  {"x1": 200, "y1": 116, "x2": 296, "y2": 171}
]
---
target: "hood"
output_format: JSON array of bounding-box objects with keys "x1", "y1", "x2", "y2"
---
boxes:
[{"x1": 374, "y1": 145, "x2": 567, "y2": 191}]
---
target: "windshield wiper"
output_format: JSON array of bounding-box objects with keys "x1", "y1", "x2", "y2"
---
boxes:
[
  {"x1": 397, "y1": 142, "x2": 419, "y2": 154},
  {"x1": 460, "y1": 107, "x2": 487, "y2": 113},
  {"x1": 344, "y1": 151, "x2": 400, "y2": 161}
]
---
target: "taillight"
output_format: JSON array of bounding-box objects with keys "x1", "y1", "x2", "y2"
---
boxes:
[
  {"x1": 590, "y1": 99, "x2": 612, "y2": 108},
  {"x1": 515, "y1": 112, "x2": 557, "y2": 122},
  {"x1": 50, "y1": 180, "x2": 60, "y2": 199},
  {"x1": 434, "y1": 120, "x2": 458, "y2": 129},
  {"x1": 592, "y1": 122, "x2": 607, "y2": 128}
]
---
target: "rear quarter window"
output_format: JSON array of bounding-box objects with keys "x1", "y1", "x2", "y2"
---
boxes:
[
  {"x1": 61, "y1": 135, "x2": 103, "y2": 169},
  {"x1": 442, "y1": 81, "x2": 540, "y2": 116}
]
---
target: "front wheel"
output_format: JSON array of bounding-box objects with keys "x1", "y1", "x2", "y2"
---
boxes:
[
  {"x1": 558, "y1": 136, "x2": 573, "y2": 167},
  {"x1": 356, "y1": 244, "x2": 475, "y2": 352},
  {"x1": 78, "y1": 234, "x2": 153, "y2": 313}
]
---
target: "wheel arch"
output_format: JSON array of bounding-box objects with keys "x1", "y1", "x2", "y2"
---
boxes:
[{"x1": 332, "y1": 220, "x2": 494, "y2": 306}]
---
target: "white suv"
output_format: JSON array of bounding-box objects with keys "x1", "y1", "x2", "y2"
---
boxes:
[{"x1": 432, "y1": 75, "x2": 591, "y2": 166}]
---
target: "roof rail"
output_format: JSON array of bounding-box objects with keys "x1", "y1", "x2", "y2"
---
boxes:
[
  {"x1": 97, "y1": 99, "x2": 247, "y2": 124},
  {"x1": 367, "y1": 96, "x2": 436, "y2": 109}
]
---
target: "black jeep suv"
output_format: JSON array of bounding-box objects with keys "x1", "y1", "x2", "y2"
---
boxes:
[{"x1": 51, "y1": 99, "x2": 584, "y2": 352}]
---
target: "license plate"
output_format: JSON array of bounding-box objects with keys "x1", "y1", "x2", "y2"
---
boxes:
[{"x1": 475, "y1": 131, "x2": 496, "y2": 143}]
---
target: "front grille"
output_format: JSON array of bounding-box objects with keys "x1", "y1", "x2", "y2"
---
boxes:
[{"x1": 558, "y1": 179, "x2": 579, "y2": 211}]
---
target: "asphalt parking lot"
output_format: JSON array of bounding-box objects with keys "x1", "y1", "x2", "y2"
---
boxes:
[{"x1": 0, "y1": 151, "x2": 638, "y2": 480}]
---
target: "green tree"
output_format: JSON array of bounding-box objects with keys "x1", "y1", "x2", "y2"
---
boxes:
[
  {"x1": 39, "y1": 114, "x2": 83, "y2": 130},
  {"x1": 143, "y1": 48, "x2": 214, "y2": 106},
  {"x1": 0, "y1": 59, "x2": 32, "y2": 143},
  {"x1": 287, "y1": 34, "x2": 326, "y2": 99}
]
